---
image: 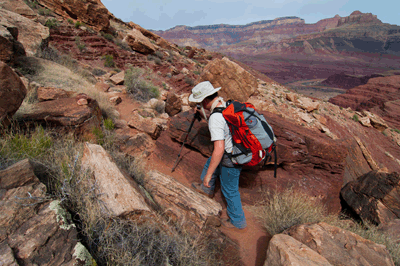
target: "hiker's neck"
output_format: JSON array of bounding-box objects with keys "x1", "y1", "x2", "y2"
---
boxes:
[{"x1": 210, "y1": 97, "x2": 224, "y2": 112}]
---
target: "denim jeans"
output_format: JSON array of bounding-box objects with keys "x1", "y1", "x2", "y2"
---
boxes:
[{"x1": 199, "y1": 157, "x2": 247, "y2": 229}]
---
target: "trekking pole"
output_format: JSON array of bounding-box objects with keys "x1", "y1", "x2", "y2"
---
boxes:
[{"x1": 171, "y1": 108, "x2": 201, "y2": 172}]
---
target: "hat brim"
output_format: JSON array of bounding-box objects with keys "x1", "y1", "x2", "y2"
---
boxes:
[{"x1": 188, "y1": 87, "x2": 221, "y2": 103}]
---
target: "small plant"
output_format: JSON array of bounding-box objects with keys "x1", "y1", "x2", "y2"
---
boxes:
[
  {"x1": 103, "y1": 55, "x2": 115, "y2": 68},
  {"x1": 67, "y1": 19, "x2": 74, "y2": 24},
  {"x1": 352, "y1": 114, "x2": 359, "y2": 122},
  {"x1": 92, "y1": 68, "x2": 106, "y2": 76},
  {"x1": 394, "y1": 129, "x2": 400, "y2": 134},
  {"x1": 184, "y1": 76, "x2": 194, "y2": 86},
  {"x1": 102, "y1": 33, "x2": 114, "y2": 41},
  {"x1": 75, "y1": 37, "x2": 86, "y2": 52},
  {"x1": 154, "y1": 57, "x2": 162, "y2": 65},
  {"x1": 272, "y1": 99, "x2": 277, "y2": 105},
  {"x1": 44, "y1": 18, "x2": 59, "y2": 29},
  {"x1": 382, "y1": 131, "x2": 387, "y2": 136},
  {"x1": 125, "y1": 67, "x2": 160, "y2": 102},
  {"x1": 103, "y1": 118, "x2": 115, "y2": 131},
  {"x1": 193, "y1": 70, "x2": 201, "y2": 75},
  {"x1": 154, "y1": 51, "x2": 164, "y2": 59},
  {"x1": 38, "y1": 7, "x2": 51, "y2": 16},
  {"x1": 74, "y1": 21, "x2": 82, "y2": 29}
]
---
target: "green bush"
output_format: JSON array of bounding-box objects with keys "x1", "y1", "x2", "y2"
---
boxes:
[
  {"x1": 102, "y1": 33, "x2": 114, "y2": 41},
  {"x1": 75, "y1": 21, "x2": 82, "y2": 29},
  {"x1": 103, "y1": 55, "x2": 115, "y2": 68},
  {"x1": 352, "y1": 114, "x2": 359, "y2": 122},
  {"x1": 67, "y1": 19, "x2": 74, "y2": 24},
  {"x1": 125, "y1": 67, "x2": 160, "y2": 102},
  {"x1": 103, "y1": 118, "x2": 115, "y2": 130},
  {"x1": 184, "y1": 76, "x2": 194, "y2": 86},
  {"x1": 44, "y1": 18, "x2": 59, "y2": 29}
]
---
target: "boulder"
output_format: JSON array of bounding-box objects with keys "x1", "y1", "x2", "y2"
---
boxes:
[
  {"x1": 0, "y1": 159, "x2": 93, "y2": 265},
  {"x1": 128, "y1": 111, "x2": 163, "y2": 139},
  {"x1": 0, "y1": 61, "x2": 27, "y2": 127},
  {"x1": 37, "y1": 87, "x2": 74, "y2": 101},
  {"x1": 144, "y1": 170, "x2": 222, "y2": 233},
  {"x1": 285, "y1": 222, "x2": 394, "y2": 266},
  {"x1": 123, "y1": 28, "x2": 156, "y2": 55},
  {"x1": 362, "y1": 110, "x2": 388, "y2": 132},
  {"x1": 109, "y1": 95, "x2": 122, "y2": 105},
  {"x1": 341, "y1": 170, "x2": 400, "y2": 225},
  {"x1": 165, "y1": 92, "x2": 182, "y2": 116},
  {"x1": 0, "y1": 0, "x2": 37, "y2": 19},
  {"x1": 0, "y1": 8, "x2": 49, "y2": 57},
  {"x1": 264, "y1": 234, "x2": 332, "y2": 266},
  {"x1": 198, "y1": 57, "x2": 258, "y2": 102},
  {"x1": 81, "y1": 143, "x2": 152, "y2": 217},
  {"x1": 110, "y1": 71, "x2": 125, "y2": 85},
  {"x1": 18, "y1": 94, "x2": 102, "y2": 140},
  {"x1": 378, "y1": 219, "x2": 400, "y2": 243},
  {"x1": 36, "y1": 0, "x2": 110, "y2": 32},
  {"x1": 296, "y1": 96, "x2": 320, "y2": 112},
  {"x1": 95, "y1": 82, "x2": 110, "y2": 92}
]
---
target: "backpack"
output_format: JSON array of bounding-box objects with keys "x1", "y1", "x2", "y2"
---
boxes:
[{"x1": 212, "y1": 100, "x2": 277, "y2": 177}]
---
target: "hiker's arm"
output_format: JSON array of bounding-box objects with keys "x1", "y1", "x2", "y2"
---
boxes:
[{"x1": 203, "y1": 140, "x2": 224, "y2": 187}]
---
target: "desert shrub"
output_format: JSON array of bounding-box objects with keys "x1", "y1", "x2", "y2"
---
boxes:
[
  {"x1": 44, "y1": 18, "x2": 59, "y2": 29},
  {"x1": 394, "y1": 128, "x2": 400, "y2": 134},
  {"x1": 252, "y1": 189, "x2": 399, "y2": 265},
  {"x1": 67, "y1": 19, "x2": 74, "y2": 24},
  {"x1": 75, "y1": 21, "x2": 82, "y2": 29},
  {"x1": 252, "y1": 189, "x2": 327, "y2": 235},
  {"x1": 125, "y1": 67, "x2": 160, "y2": 102},
  {"x1": 103, "y1": 118, "x2": 115, "y2": 131},
  {"x1": 154, "y1": 50, "x2": 164, "y2": 59},
  {"x1": 352, "y1": 114, "x2": 359, "y2": 122},
  {"x1": 154, "y1": 57, "x2": 162, "y2": 65},
  {"x1": 103, "y1": 55, "x2": 115, "y2": 68},
  {"x1": 91, "y1": 68, "x2": 106, "y2": 76},
  {"x1": 102, "y1": 33, "x2": 114, "y2": 41},
  {"x1": 38, "y1": 7, "x2": 51, "y2": 16},
  {"x1": 184, "y1": 76, "x2": 194, "y2": 86}
]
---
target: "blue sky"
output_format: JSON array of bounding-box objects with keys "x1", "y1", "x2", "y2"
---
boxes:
[{"x1": 102, "y1": 0, "x2": 399, "y2": 31}]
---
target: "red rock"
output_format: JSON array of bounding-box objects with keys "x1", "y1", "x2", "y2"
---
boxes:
[
  {"x1": 0, "y1": 61, "x2": 26, "y2": 126},
  {"x1": 37, "y1": 87, "x2": 74, "y2": 101},
  {"x1": 36, "y1": 0, "x2": 110, "y2": 32},
  {"x1": 165, "y1": 92, "x2": 182, "y2": 116}
]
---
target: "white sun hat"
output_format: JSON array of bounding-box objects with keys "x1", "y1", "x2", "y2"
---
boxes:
[{"x1": 188, "y1": 81, "x2": 221, "y2": 103}]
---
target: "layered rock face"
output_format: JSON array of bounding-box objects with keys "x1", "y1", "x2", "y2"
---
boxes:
[
  {"x1": 329, "y1": 75, "x2": 400, "y2": 129},
  {"x1": 36, "y1": 0, "x2": 110, "y2": 32}
]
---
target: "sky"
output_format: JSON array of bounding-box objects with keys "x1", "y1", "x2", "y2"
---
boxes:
[{"x1": 102, "y1": 0, "x2": 399, "y2": 31}]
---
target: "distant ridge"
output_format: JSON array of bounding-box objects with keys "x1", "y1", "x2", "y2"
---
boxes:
[{"x1": 157, "y1": 16, "x2": 303, "y2": 32}]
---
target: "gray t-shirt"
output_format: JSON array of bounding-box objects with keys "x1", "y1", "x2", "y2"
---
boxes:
[{"x1": 208, "y1": 111, "x2": 233, "y2": 154}]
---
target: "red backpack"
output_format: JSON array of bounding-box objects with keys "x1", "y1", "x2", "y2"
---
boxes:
[{"x1": 212, "y1": 100, "x2": 277, "y2": 177}]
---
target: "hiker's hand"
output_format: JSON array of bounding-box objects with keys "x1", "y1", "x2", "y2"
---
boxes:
[{"x1": 203, "y1": 173, "x2": 212, "y2": 188}]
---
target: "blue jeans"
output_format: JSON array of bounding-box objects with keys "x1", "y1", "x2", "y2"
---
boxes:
[{"x1": 200, "y1": 157, "x2": 247, "y2": 229}]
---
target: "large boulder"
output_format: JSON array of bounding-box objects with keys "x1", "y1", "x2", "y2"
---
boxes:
[
  {"x1": 0, "y1": 8, "x2": 49, "y2": 57},
  {"x1": 165, "y1": 92, "x2": 182, "y2": 116},
  {"x1": 81, "y1": 143, "x2": 152, "y2": 217},
  {"x1": 122, "y1": 28, "x2": 156, "y2": 54},
  {"x1": 144, "y1": 170, "x2": 222, "y2": 233},
  {"x1": 18, "y1": 94, "x2": 102, "y2": 140},
  {"x1": 0, "y1": 0, "x2": 37, "y2": 19},
  {"x1": 265, "y1": 234, "x2": 333, "y2": 266},
  {"x1": 0, "y1": 61, "x2": 27, "y2": 127},
  {"x1": 198, "y1": 57, "x2": 258, "y2": 102},
  {"x1": 341, "y1": 170, "x2": 400, "y2": 225},
  {"x1": 0, "y1": 13, "x2": 26, "y2": 63},
  {"x1": 284, "y1": 222, "x2": 394, "y2": 266},
  {"x1": 36, "y1": 0, "x2": 110, "y2": 32},
  {"x1": 0, "y1": 159, "x2": 93, "y2": 265}
]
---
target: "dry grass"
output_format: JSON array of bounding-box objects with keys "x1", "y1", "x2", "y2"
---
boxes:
[
  {"x1": 251, "y1": 189, "x2": 399, "y2": 265},
  {"x1": 13, "y1": 56, "x2": 117, "y2": 120},
  {"x1": 1, "y1": 124, "x2": 224, "y2": 265}
]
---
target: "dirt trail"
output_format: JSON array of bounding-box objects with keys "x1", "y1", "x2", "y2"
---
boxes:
[{"x1": 115, "y1": 94, "x2": 271, "y2": 266}]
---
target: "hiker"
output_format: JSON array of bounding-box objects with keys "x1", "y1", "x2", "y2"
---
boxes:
[{"x1": 189, "y1": 81, "x2": 247, "y2": 229}]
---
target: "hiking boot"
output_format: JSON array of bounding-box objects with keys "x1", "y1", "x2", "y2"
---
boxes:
[
  {"x1": 192, "y1": 182, "x2": 213, "y2": 198},
  {"x1": 221, "y1": 218, "x2": 236, "y2": 229},
  {"x1": 221, "y1": 218, "x2": 247, "y2": 230}
]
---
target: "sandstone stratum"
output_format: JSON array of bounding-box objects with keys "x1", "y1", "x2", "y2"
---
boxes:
[{"x1": 1, "y1": 0, "x2": 400, "y2": 265}]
